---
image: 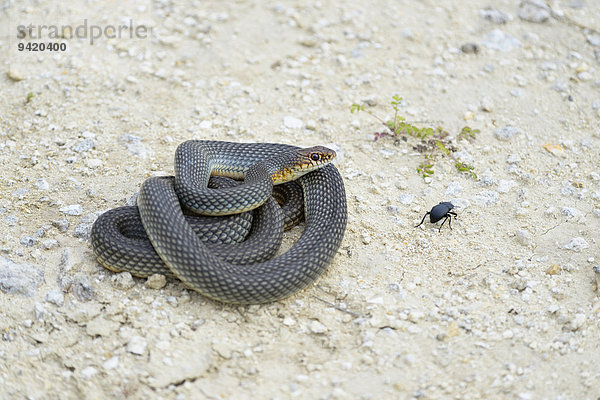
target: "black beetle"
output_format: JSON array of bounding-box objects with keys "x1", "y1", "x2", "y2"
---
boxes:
[{"x1": 415, "y1": 202, "x2": 457, "y2": 232}]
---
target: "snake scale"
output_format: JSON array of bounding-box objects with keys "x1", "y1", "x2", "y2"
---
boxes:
[{"x1": 91, "y1": 140, "x2": 347, "y2": 304}]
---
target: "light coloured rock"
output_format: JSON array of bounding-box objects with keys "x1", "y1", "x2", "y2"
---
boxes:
[
  {"x1": 127, "y1": 335, "x2": 147, "y2": 355},
  {"x1": 7, "y1": 69, "x2": 25, "y2": 81},
  {"x1": 446, "y1": 182, "x2": 462, "y2": 196},
  {"x1": 494, "y1": 126, "x2": 521, "y2": 141},
  {"x1": 564, "y1": 237, "x2": 588, "y2": 252},
  {"x1": 516, "y1": 229, "x2": 532, "y2": 246},
  {"x1": 45, "y1": 290, "x2": 64, "y2": 306},
  {"x1": 473, "y1": 190, "x2": 499, "y2": 206},
  {"x1": 309, "y1": 320, "x2": 327, "y2": 334},
  {"x1": 81, "y1": 366, "x2": 98, "y2": 379},
  {"x1": 399, "y1": 194, "x2": 414, "y2": 205},
  {"x1": 112, "y1": 272, "x2": 135, "y2": 289},
  {"x1": 0, "y1": 257, "x2": 44, "y2": 297},
  {"x1": 103, "y1": 356, "x2": 119, "y2": 370},
  {"x1": 148, "y1": 342, "x2": 212, "y2": 388},
  {"x1": 283, "y1": 116, "x2": 303, "y2": 129},
  {"x1": 34, "y1": 178, "x2": 50, "y2": 190},
  {"x1": 497, "y1": 180, "x2": 517, "y2": 193},
  {"x1": 60, "y1": 205, "x2": 83, "y2": 216},
  {"x1": 482, "y1": 29, "x2": 521, "y2": 51},
  {"x1": 146, "y1": 274, "x2": 167, "y2": 289}
]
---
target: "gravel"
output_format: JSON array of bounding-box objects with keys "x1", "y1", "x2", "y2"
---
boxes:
[
  {"x1": 1, "y1": 1, "x2": 599, "y2": 399},
  {"x1": 60, "y1": 205, "x2": 83, "y2": 216},
  {"x1": 0, "y1": 257, "x2": 44, "y2": 297}
]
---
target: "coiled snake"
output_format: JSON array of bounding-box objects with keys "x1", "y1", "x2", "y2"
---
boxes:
[{"x1": 90, "y1": 140, "x2": 347, "y2": 304}]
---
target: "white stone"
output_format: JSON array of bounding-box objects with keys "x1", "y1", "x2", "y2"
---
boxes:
[
  {"x1": 283, "y1": 116, "x2": 303, "y2": 129},
  {"x1": 199, "y1": 120, "x2": 212, "y2": 129},
  {"x1": 127, "y1": 335, "x2": 147, "y2": 355},
  {"x1": 399, "y1": 194, "x2": 414, "y2": 205},
  {"x1": 309, "y1": 320, "x2": 327, "y2": 334},
  {"x1": 34, "y1": 178, "x2": 50, "y2": 191},
  {"x1": 81, "y1": 366, "x2": 97, "y2": 378},
  {"x1": 103, "y1": 356, "x2": 119, "y2": 370},
  {"x1": 564, "y1": 237, "x2": 589, "y2": 252},
  {"x1": 60, "y1": 205, "x2": 83, "y2": 216},
  {"x1": 497, "y1": 180, "x2": 517, "y2": 193}
]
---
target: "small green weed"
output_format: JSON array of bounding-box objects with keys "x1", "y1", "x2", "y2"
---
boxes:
[{"x1": 351, "y1": 95, "x2": 479, "y2": 179}]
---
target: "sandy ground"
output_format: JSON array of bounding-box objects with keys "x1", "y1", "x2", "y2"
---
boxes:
[{"x1": 1, "y1": 0, "x2": 600, "y2": 399}]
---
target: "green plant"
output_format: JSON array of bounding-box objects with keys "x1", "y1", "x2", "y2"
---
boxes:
[
  {"x1": 25, "y1": 92, "x2": 34, "y2": 104},
  {"x1": 458, "y1": 126, "x2": 479, "y2": 142},
  {"x1": 351, "y1": 95, "x2": 479, "y2": 180},
  {"x1": 417, "y1": 157, "x2": 435, "y2": 178},
  {"x1": 351, "y1": 95, "x2": 430, "y2": 138},
  {"x1": 455, "y1": 162, "x2": 477, "y2": 179}
]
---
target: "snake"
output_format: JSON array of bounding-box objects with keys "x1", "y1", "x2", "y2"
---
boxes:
[{"x1": 91, "y1": 140, "x2": 347, "y2": 304}]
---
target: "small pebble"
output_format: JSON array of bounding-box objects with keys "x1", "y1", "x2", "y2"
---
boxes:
[
  {"x1": 283, "y1": 116, "x2": 303, "y2": 129},
  {"x1": 86, "y1": 158, "x2": 102, "y2": 169},
  {"x1": 146, "y1": 274, "x2": 167, "y2": 290},
  {"x1": 34, "y1": 178, "x2": 50, "y2": 191},
  {"x1": 494, "y1": 126, "x2": 521, "y2": 141},
  {"x1": 41, "y1": 239, "x2": 59, "y2": 249},
  {"x1": 121, "y1": 134, "x2": 152, "y2": 158},
  {"x1": 45, "y1": 290, "x2": 65, "y2": 306},
  {"x1": 20, "y1": 236, "x2": 38, "y2": 247},
  {"x1": 127, "y1": 335, "x2": 147, "y2": 355},
  {"x1": 564, "y1": 237, "x2": 589, "y2": 252},
  {"x1": 506, "y1": 154, "x2": 521, "y2": 164},
  {"x1": 545, "y1": 264, "x2": 561, "y2": 275},
  {"x1": 309, "y1": 320, "x2": 327, "y2": 334},
  {"x1": 497, "y1": 180, "x2": 517, "y2": 193},
  {"x1": 199, "y1": 120, "x2": 212, "y2": 129},
  {"x1": 480, "y1": 7, "x2": 510, "y2": 24},
  {"x1": 7, "y1": 69, "x2": 25, "y2": 81},
  {"x1": 60, "y1": 205, "x2": 83, "y2": 216},
  {"x1": 52, "y1": 219, "x2": 70, "y2": 232},
  {"x1": 81, "y1": 366, "x2": 98, "y2": 379},
  {"x1": 542, "y1": 143, "x2": 564, "y2": 157},
  {"x1": 519, "y1": 1, "x2": 550, "y2": 23},
  {"x1": 399, "y1": 194, "x2": 414, "y2": 205},
  {"x1": 480, "y1": 97, "x2": 494, "y2": 112},
  {"x1": 587, "y1": 34, "x2": 600, "y2": 47},
  {"x1": 516, "y1": 229, "x2": 532, "y2": 246},
  {"x1": 445, "y1": 182, "x2": 462, "y2": 196},
  {"x1": 0, "y1": 257, "x2": 44, "y2": 297},
  {"x1": 103, "y1": 356, "x2": 119, "y2": 370},
  {"x1": 561, "y1": 207, "x2": 581, "y2": 217},
  {"x1": 473, "y1": 190, "x2": 499, "y2": 206},
  {"x1": 112, "y1": 272, "x2": 135, "y2": 289},
  {"x1": 482, "y1": 29, "x2": 521, "y2": 52},
  {"x1": 71, "y1": 139, "x2": 96, "y2": 153},
  {"x1": 460, "y1": 43, "x2": 480, "y2": 54}
]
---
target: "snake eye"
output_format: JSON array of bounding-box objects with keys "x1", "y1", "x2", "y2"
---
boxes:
[{"x1": 310, "y1": 153, "x2": 321, "y2": 162}]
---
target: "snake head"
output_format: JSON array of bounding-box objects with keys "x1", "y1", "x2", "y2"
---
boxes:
[{"x1": 271, "y1": 146, "x2": 336, "y2": 184}]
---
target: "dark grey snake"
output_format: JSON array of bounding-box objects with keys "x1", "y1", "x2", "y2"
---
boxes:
[{"x1": 90, "y1": 140, "x2": 347, "y2": 304}]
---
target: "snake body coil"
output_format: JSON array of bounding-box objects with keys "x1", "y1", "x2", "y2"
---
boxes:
[{"x1": 91, "y1": 140, "x2": 347, "y2": 304}]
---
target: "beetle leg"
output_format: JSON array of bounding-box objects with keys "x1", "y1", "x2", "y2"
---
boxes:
[
  {"x1": 415, "y1": 212, "x2": 430, "y2": 228},
  {"x1": 439, "y1": 215, "x2": 450, "y2": 232}
]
